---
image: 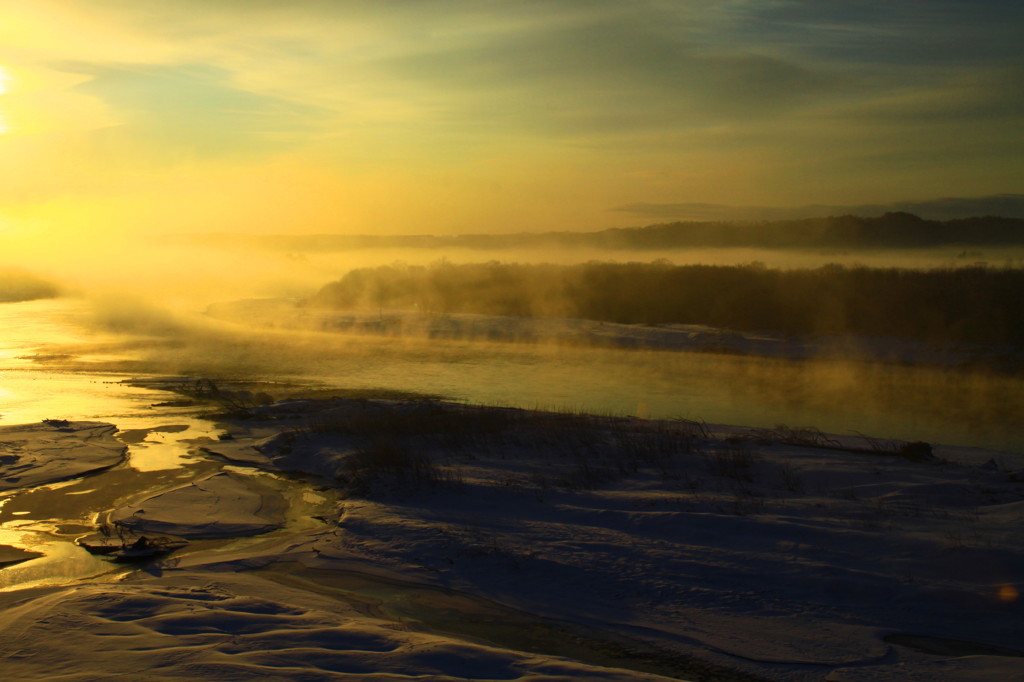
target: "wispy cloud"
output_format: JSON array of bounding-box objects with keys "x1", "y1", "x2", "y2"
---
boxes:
[
  {"x1": 65, "y1": 62, "x2": 329, "y2": 157},
  {"x1": 0, "y1": 0, "x2": 1020, "y2": 236}
]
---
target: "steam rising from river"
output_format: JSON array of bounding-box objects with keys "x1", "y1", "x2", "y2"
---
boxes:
[
  {"x1": 2, "y1": 235, "x2": 1022, "y2": 454},
  {"x1": 9, "y1": 227, "x2": 1023, "y2": 313},
  {"x1": 22, "y1": 296, "x2": 1021, "y2": 456}
]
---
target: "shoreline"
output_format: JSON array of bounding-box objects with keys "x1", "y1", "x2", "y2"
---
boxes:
[
  {"x1": 207, "y1": 298, "x2": 1024, "y2": 374},
  {"x1": 0, "y1": 383, "x2": 1021, "y2": 679}
]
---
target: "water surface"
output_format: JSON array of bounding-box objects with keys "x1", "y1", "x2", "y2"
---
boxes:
[{"x1": 2, "y1": 298, "x2": 1022, "y2": 455}]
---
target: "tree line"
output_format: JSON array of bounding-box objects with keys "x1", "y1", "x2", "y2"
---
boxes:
[{"x1": 305, "y1": 261, "x2": 1024, "y2": 346}]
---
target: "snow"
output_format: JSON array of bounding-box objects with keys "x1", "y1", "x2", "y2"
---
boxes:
[
  {"x1": 109, "y1": 471, "x2": 287, "y2": 538},
  {"x1": 0, "y1": 397, "x2": 1022, "y2": 680},
  {"x1": 0, "y1": 421, "x2": 126, "y2": 491},
  {"x1": 0, "y1": 573, "x2": 674, "y2": 681}
]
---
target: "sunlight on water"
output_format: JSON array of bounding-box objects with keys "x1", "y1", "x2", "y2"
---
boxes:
[
  {"x1": 2, "y1": 297, "x2": 1022, "y2": 456},
  {"x1": 0, "y1": 527, "x2": 116, "y2": 592},
  {"x1": 1, "y1": 370, "x2": 154, "y2": 425},
  {"x1": 0, "y1": 298, "x2": 222, "y2": 471},
  {"x1": 0, "y1": 370, "x2": 220, "y2": 472},
  {"x1": 117, "y1": 420, "x2": 219, "y2": 472},
  {"x1": 0, "y1": 294, "x2": 1021, "y2": 597},
  {"x1": 0, "y1": 299, "x2": 92, "y2": 367}
]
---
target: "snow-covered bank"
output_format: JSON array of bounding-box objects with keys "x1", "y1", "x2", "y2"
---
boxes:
[
  {"x1": 201, "y1": 398, "x2": 1024, "y2": 680},
  {"x1": 109, "y1": 470, "x2": 287, "y2": 538},
  {"x1": 0, "y1": 395, "x2": 1022, "y2": 680},
  {"x1": 0, "y1": 572, "x2": 678, "y2": 682},
  {"x1": 0, "y1": 421, "x2": 126, "y2": 491}
]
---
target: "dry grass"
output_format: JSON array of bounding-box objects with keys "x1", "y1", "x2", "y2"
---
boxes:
[
  {"x1": 287, "y1": 400, "x2": 711, "y2": 495},
  {"x1": 342, "y1": 439, "x2": 464, "y2": 495}
]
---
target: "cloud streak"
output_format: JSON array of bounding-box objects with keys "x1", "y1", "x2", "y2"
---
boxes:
[{"x1": 0, "y1": 0, "x2": 1019, "y2": 239}]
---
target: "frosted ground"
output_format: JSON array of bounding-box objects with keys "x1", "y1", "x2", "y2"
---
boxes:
[{"x1": 0, "y1": 389, "x2": 1021, "y2": 681}]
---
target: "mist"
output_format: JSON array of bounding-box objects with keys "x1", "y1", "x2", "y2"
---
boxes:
[
  {"x1": 3, "y1": 5, "x2": 1022, "y2": 675},
  {"x1": 3, "y1": 225, "x2": 1020, "y2": 455}
]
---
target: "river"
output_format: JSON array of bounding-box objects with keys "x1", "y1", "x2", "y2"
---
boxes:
[
  {"x1": 0, "y1": 295, "x2": 1021, "y2": 680},
  {"x1": 2, "y1": 297, "x2": 1022, "y2": 455},
  {"x1": 0, "y1": 298, "x2": 338, "y2": 590}
]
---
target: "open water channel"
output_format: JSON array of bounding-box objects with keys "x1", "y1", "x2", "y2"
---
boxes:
[
  {"x1": 0, "y1": 295, "x2": 1021, "y2": 679},
  {"x1": 3, "y1": 297, "x2": 1022, "y2": 459},
  {"x1": 0, "y1": 294, "x2": 1020, "y2": 591}
]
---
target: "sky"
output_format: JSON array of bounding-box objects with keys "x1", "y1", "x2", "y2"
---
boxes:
[{"x1": 0, "y1": 0, "x2": 1021, "y2": 245}]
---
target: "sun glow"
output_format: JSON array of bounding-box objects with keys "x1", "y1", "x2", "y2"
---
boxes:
[{"x1": 0, "y1": 66, "x2": 9, "y2": 134}]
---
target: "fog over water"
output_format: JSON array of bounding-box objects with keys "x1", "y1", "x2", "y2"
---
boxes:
[
  {"x1": 2, "y1": 240, "x2": 1021, "y2": 456},
  {"x1": 2, "y1": 7, "x2": 1022, "y2": 677}
]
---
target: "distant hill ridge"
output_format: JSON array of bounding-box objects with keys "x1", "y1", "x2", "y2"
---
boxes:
[{"x1": 182, "y1": 212, "x2": 1024, "y2": 251}]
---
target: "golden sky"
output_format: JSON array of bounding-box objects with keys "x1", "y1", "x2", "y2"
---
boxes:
[{"x1": 0, "y1": 0, "x2": 1021, "y2": 242}]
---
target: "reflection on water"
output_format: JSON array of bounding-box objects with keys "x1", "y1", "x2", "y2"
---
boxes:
[
  {"x1": 0, "y1": 527, "x2": 118, "y2": 592},
  {"x1": 0, "y1": 295, "x2": 1021, "y2": 594},
  {"x1": 2, "y1": 298, "x2": 1022, "y2": 457},
  {"x1": 2, "y1": 369, "x2": 164, "y2": 425},
  {"x1": 0, "y1": 299, "x2": 95, "y2": 367},
  {"x1": 0, "y1": 299, "x2": 230, "y2": 589},
  {"x1": 0, "y1": 369, "x2": 219, "y2": 471},
  {"x1": 299, "y1": 340, "x2": 1023, "y2": 454},
  {"x1": 0, "y1": 459, "x2": 222, "y2": 591},
  {"x1": 121, "y1": 424, "x2": 208, "y2": 472},
  {"x1": 0, "y1": 298, "x2": 221, "y2": 471},
  {"x1": 129, "y1": 318, "x2": 1020, "y2": 455}
]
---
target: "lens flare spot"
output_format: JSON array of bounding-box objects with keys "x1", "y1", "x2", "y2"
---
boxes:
[{"x1": 998, "y1": 584, "x2": 1019, "y2": 603}]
